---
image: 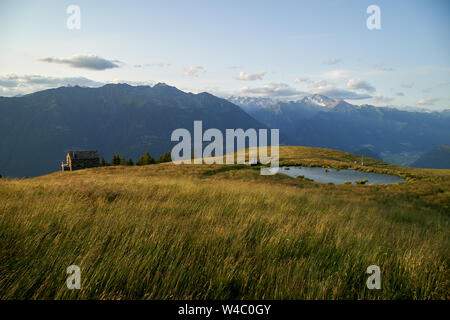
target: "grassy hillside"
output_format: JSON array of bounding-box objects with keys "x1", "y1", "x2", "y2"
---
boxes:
[{"x1": 0, "y1": 146, "x2": 449, "y2": 299}]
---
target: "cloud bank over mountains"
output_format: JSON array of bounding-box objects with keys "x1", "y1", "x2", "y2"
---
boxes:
[
  {"x1": 0, "y1": 74, "x2": 104, "y2": 95},
  {"x1": 0, "y1": 75, "x2": 154, "y2": 96},
  {"x1": 235, "y1": 69, "x2": 377, "y2": 101},
  {"x1": 346, "y1": 79, "x2": 376, "y2": 93},
  {"x1": 235, "y1": 83, "x2": 304, "y2": 98},
  {"x1": 311, "y1": 86, "x2": 372, "y2": 100}
]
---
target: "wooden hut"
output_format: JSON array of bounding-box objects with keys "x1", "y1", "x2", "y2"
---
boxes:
[{"x1": 61, "y1": 150, "x2": 100, "y2": 171}]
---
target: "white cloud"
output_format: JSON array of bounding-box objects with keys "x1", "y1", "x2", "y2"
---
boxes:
[
  {"x1": 321, "y1": 69, "x2": 358, "y2": 81},
  {"x1": 38, "y1": 54, "x2": 120, "y2": 70},
  {"x1": 235, "y1": 82, "x2": 304, "y2": 98},
  {"x1": 417, "y1": 98, "x2": 439, "y2": 106},
  {"x1": 237, "y1": 71, "x2": 266, "y2": 81},
  {"x1": 311, "y1": 85, "x2": 372, "y2": 100},
  {"x1": 346, "y1": 79, "x2": 376, "y2": 93},
  {"x1": 372, "y1": 95, "x2": 394, "y2": 104},
  {"x1": 310, "y1": 79, "x2": 329, "y2": 88},
  {"x1": 184, "y1": 66, "x2": 205, "y2": 77},
  {"x1": 0, "y1": 75, "x2": 20, "y2": 87},
  {"x1": 292, "y1": 70, "x2": 372, "y2": 100}
]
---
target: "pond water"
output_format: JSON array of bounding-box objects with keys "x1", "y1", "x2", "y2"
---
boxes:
[{"x1": 280, "y1": 166, "x2": 406, "y2": 185}]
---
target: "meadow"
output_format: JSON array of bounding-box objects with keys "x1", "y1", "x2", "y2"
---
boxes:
[{"x1": 0, "y1": 146, "x2": 449, "y2": 299}]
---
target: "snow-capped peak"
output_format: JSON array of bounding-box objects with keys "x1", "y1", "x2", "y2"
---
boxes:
[
  {"x1": 227, "y1": 96, "x2": 277, "y2": 109},
  {"x1": 301, "y1": 94, "x2": 337, "y2": 107}
]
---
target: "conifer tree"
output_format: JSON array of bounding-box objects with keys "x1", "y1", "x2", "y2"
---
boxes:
[
  {"x1": 136, "y1": 151, "x2": 155, "y2": 165},
  {"x1": 143, "y1": 151, "x2": 151, "y2": 164},
  {"x1": 111, "y1": 154, "x2": 121, "y2": 165},
  {"x1": 142, "y1": 151, "x2": 156, "y2": 165},
  {"x1": 157, "y1": 151, "x2": 172, "y2": 163}
]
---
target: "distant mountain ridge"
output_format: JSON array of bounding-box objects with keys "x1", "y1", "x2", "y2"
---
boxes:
[
  {"x1": 412, "y1": 144, "x2": 450, "y2": 169},
  {"x1": 1, "y1": 84, "x2": 449, "y2": 177},
  {"x1": 229, "y1": 95, "x2": 450, "y2": 165},
  {"x1": 0, "y1": 83, "x2": 273, "y2": 177}
]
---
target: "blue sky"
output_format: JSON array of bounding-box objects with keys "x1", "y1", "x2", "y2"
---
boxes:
[{"x1": 0, "y1": 0, "x2": 449, "y2": 110}]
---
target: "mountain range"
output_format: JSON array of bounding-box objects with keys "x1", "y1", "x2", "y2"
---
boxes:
[
  {"x1": 1, "y1": 84, "x2": 449, "y2": 177},
  {"x1": 0, "y1": 83, "x2": 271, "y2": 177},
  {"x1": 229, "y1": 95, "x2": 450, "y2": 166}
]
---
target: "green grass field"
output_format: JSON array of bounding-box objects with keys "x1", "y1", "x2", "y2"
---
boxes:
[{"x1": 0, "y1": 146, "x2": 449, "y2": 299}]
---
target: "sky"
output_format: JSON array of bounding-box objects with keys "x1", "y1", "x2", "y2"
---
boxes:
[{"x1": 0, "y1": 0, "x2": 449, "y2": 110}]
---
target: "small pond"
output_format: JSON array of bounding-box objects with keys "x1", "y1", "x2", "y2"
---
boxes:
[{"x1": 280, "y1": 166, "x2": 406, "y2": 185}]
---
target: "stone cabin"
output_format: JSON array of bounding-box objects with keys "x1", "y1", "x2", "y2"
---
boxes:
[{"x1": 61, "y1": 150, "x2": 100, "y2": 171}]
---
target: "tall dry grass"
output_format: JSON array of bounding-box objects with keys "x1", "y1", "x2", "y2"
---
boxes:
[{"x1": 0, "y1": 147, "x2": 449, "y2": 299}]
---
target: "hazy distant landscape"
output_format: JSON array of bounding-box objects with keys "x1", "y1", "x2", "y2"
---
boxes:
[{"x1": 230, "y1": 95, "x2": 450, "y2": 166}]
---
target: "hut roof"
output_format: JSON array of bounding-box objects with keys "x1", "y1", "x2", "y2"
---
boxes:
[{"x1": 67, "y1": 150, "x2": 99, "y2": 160}]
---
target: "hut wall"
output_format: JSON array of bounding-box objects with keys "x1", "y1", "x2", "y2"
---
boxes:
[{"x1": 70, "y1": 158, "x2": 100, "y2": 170}]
